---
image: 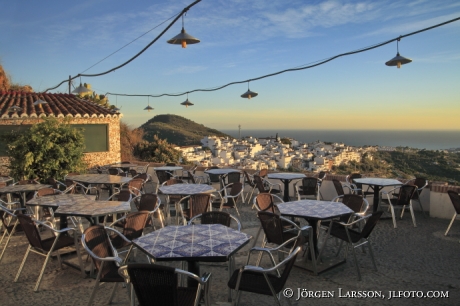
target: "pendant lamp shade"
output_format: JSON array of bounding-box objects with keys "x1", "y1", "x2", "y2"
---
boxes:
[
  {"x1": 241, "y1": 89, "x2": 258, "y2": 99},
  {"x1": 144, "y1": 105, "x2": 154, "y2": 112},
  {"x1": 72, "y1": 83, "x2": 92, "y2": 94},
  {"x1": 33, "y1": 99, "x2": 48, "y2": 106},
  {"x1": 385, "y1": 52, "x2": 412, "y2": 68},
  {"x1": 181, "y1": 98, "x2": 194, "y2": 108},
  {"x1": 8, "y1": 105, "x2": 22, "y2": 113},
  {"x1": 167, "y1": 27, "x2": 200, "y2": 48}
]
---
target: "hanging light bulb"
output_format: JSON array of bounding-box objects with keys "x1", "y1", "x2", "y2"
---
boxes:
[
  {"x1": 385, "y1": 37, "x2": 412, "y2": 69},
  {"x1": 241, "y1": 81, "x2": 258, "y2": 99},
  {"x1": 144, "y1": 96, "x2": 154, "y2": 112},
  {"x1": 167, "y1": 15, "x2": 200, "y2": 48},
  {"x1": 181, "y1": 93, "x2": 194, "y2": 108},
  {"x1": 72, "y1": 77, "x2": 92, "y2": 94},
  {"x1": 33, "y1": 98, "x2": 48, "y2": 113}
]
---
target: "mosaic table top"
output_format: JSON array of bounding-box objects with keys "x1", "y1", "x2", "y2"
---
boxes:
[
  {"x1": 154, "y1": 166, "x2": 183, "y2": 171},
  {"x1": 204, "y1": 169, "x2": 241, "y2": 175},
  {"x1": 0, "y1": 184, "x2": 51, "y2": 193},
  {"x1": 66, "y1": 174, "x2": 132, "y2": 185},
  {"x1": 268, "y1": 173, "x2": 306, "y2": 180},
  {"x1": 277, "y1": 200, "x2": 353, "y2": 220},
  {"x1": 159, "y1": 184, "x2": 215, "y2": 195},
  {"x1": 353, "y1": 178, "x2": 403, "y2": 187},
  {"x1": 133, "y1": 224, "x2": 251, "y2": 262},
  {"x1": 54, "y1": 200, "x2": 130, "y2": 218},
  {"x1": 26, "y1": 193, "x2": 97, "y2": 207},
  {"x1": 110, "y1": 163, "x2": 138, "y2": 168}
]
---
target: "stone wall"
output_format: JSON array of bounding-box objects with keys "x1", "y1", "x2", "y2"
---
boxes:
[{"x1": 0, "y1": 116, "x2": 121, "y2": 174}]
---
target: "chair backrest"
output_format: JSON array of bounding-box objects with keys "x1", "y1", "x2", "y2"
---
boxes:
[
  {"x1": 225, "y1": 172, "x2": 241, "y2": 184},
  {"x1": 0, "y1": 203, "x2": 20, "y2": 233},
  {"x1": 413, "y1": 178, "x2": 427, "y2": 189},
  {"x1": 163, "y1": 178, "x2": 183, "y2": 186},
  {"x1": 447, "y1": 190, "x2": 460, "y2": 214},
  {"x1": 257, "y1": 211, "x2": 285, "y2": 245},
  {"x1": 108, "y1": 168, "x2": 120, "y2": 175},
  {"x1": 115, "y1": 189, "x2": 133, "y2": 202},
  {"x1": 208, "y1": 173, "x2": 221, "y2": 183},
  {"x1": 126, "y1": 263, "x2": 180, "y2": 306},
  {"x1": 83, "y1": 225, "x2": 118, "y2": 278},
  {"x1": 226, "y1": 182, "x2": 243, "y2": 207},
  {"x1": 136, "y1": 173, "x2": 150, "y2": 183},
  {"x1": 342, "y1": 194, "x2": 366, "y2": 213},
  {"x1": 17, "y1": 214, "x2": 44, "y2": 250},
  {"x1": 318, "y1": 171, "x2": 327, "y2": 181},
  {"x1": 187, "y1": 171, "x2": 197, "y2": 184},
  {"x1": 189, "y1": 194, "x2": 211, "y2": 219},
  {"x1": 394, "y1": 184, "x2": 417, "y2": 206},
  {"x1": 166, "y1": 163, "x2": 176, "y2": 166},
  {"x1": 129, "y1": 169, "x2": 138, "y2": 177},
  {"x1": 332, "y1": 179, "x2": 345, "y2": 196},
  {"x1": 360, "y1": 211, "x2": 383, "y2": 239},
  {"x1": 255, "y1": 193, "x2": 276, "y2": 213},
  {"x1": 129, "y1": 178, "x2": 144, "y2": 194},
  {"x1": 155, "y1": 171, "x2": 171, "y2": 185},
  {"x1": 299, "y1": 177, "x2": 318, "y2": 196},
  {"x1": 64, "y1": 179, "x2": 77, "y2": 194},
  {"x1": 243, "y1": 171, "x2": 255, "y2": 187},
  {"x1": 258, "y1": 169, "x2": 268, "y2": 178},
  {"x1": 36, "y1": 188, "x2": 59, "y2": 197},
  {"x1": 45, "y1": 177, "x2": 60, "y2": 190},
  {"x1": 121, "y1": 211, "x2": 150, "y2": 241},
  {"x1": 18, "y1": 179, "x2": 38, "y2": 185},
  {"x1": 346, "y1": 173, "x2": 362, "y2": 185},
  {"x1": 136, "y1": 193, "x2": 160, "y2": 212},
  {"x1": 199, "y1": 211, "x2": 232, "y2": 227},
  {"x1": 253, "y1": 175, "x2": 267, "y2": 193}
]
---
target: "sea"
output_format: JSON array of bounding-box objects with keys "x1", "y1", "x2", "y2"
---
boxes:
[{"x1": 220, "y1": 130, "x2": 460, "y2": 151}]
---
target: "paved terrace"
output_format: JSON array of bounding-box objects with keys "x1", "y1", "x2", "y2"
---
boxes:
[{"x1": 1, "y1": 180, "x2": 460, "y2": 306}]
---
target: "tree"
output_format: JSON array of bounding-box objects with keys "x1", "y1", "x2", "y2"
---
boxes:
[
  {"x1": 120, "y1": 121, "x2": 144, "y2": 161},
  {"x1": 3, "y1": 118, "x2": 86, "y2": 180},
  {"x1": 133, "y1": 134, "x2": 181, "y2": 163}
]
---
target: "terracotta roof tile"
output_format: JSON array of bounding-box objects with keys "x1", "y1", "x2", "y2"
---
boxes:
[{"x1": 0, "y1": 91, "x2": 121, "y2": 119}]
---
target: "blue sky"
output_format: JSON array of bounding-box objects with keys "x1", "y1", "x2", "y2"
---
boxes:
[{"x1": 1, "y1": 0, "x2": 459, "y2": 130}]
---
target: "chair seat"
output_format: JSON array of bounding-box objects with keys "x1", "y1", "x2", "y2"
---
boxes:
[
  {"x1": 177, "y1": 287, "x2": 201, "y2": 306},
  {"x1": 100, "y1": 267, "x2": 125, "y2": 282},
  {"x1": 329, "y1": 224, "x2": 363, "y2": 244},
  {"x1": 228, "y1": 269, "x2": 283, "y2": 296},
  {"x1": 40, "y1": 235, "x2": 75, "y2": 252}
]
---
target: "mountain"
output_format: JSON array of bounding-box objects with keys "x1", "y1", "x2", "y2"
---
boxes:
[{"x1": 139, "y1": 114, "x2": 232, "y2": 146}]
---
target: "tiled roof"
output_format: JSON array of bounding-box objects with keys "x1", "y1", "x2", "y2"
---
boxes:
[{"x1": 0, "y1": 91, "x2": 121, "y2": 119}]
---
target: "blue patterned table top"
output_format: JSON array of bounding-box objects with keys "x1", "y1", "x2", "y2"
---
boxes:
[
  {"x1": 54, "y1": 200, "x2": 130, "y2": 218},
  {"x1": 277, "y1": 200, "x2": 353, "y2": 220},
  {"x1": 353, "y1": 178, "x2": 402, "y2": 187},
  {"x1": 66, "y1": 174, "x2": 132, "y2": 185},
  {"x1": 159, "y1": 184, "x2": 215, "y2": 195},
  {"x1": 26, "y1": 193, "x2": 98, "y2": 207},
  {"x1": 133, "y1": 224, "x2": 251, "y2": 262},
  {"x1": 268, "y1": 173, "x2": 306, "y2": 180}
]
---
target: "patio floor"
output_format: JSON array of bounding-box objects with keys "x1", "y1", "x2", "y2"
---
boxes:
[{"x1": 1, "y1": 182, "x2": 459, "y2": 305}]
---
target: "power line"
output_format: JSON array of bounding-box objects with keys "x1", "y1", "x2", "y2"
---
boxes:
[{"x1": 106, "y1": 16, "x2": 460, "y2": 99}]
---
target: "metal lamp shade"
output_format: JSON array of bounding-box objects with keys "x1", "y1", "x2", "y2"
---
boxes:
[
  {"x1": 8, "y1": 105, "x2": 22, "y2": 113},
  {"x1": 241, "y1": 90, "x2": 258, "y2": 99},
  {"x1": 385, "y1": 53, "x2": 412, "y2": 68},
  {"x1": 167, "y1": 28, "x2": 200, "y2": 48},
  {"x1": 72, "y1": 83, "x2": 92, "y2": 94},
  {"x1": 144, "y1": 105, "x2": 154, "y2": 112},
  {"x1": 181, "y1": 98, "x2": 194, "y2": 108},
  {"x1": 33, "y1": 99, "x2": 48, "y2": 106}
]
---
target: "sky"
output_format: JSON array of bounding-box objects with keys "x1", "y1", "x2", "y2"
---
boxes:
[{"x1": 1, "y1": 0, "x2": 459, "y2": 131}]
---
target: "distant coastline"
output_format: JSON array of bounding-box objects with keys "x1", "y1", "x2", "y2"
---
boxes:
[{"x1": 221, "y1": 129, "x2": 460, "y2": 150}]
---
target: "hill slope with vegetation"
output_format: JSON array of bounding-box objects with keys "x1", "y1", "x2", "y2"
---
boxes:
[{"x1": 140, "y1": 114, "x2": 232, "y2": 146}]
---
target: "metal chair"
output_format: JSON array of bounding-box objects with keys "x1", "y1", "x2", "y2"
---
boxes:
[
  {"x1": 409, "y1": 177, "x2": 428, "y2": 218},
  {"x1": 211, "y1": 182, "x2": 244, "y2": 217},
  {"x1": 189, "y1": 211, "x2": 242, "y2": 231},
  {"x1": 243, "y1": 171, "x2": 257, "y2": 204},
  {"x1": 0, "y1": 200, "x2": 25, "y2": 263},
  {"x1": 294, "y1": 177, "x2": 322, "y2": 200},
  {"x1": 319, "y1": 211, "x2": 383, "y2": 281},
  {"x1": 445, "y1": 190, "x2": 460, "y2": 236},
  {"x1": 253, "y1": 175, "x2": 282, "y2": 197},
  {"x1": 227, "y1": 244, "x2": 302, "y2": 306},
  {"x1": 346, "y1": 173, "x2": 374, "y2": 199},
  {"x1": 132, "y1": 193, "x2": 165, "y2": 229},
  {"x1": 380, "y1": 184, "x2": 417, "y2": 228},
  {"x1": 14, "y1": 214, "x2": 84, "y2": 292},
  {"x1": 81, "y1": 225, "x2": 131, "y2": 306},
  {"x1": 108, "y1": 211, "x2": 150, "y2": 249},
  {"x1": 118, "y1": 263, "x2": 212, "y2": 306},
  {"x1": 177, "y1": 194, "x2": 212, "y2": 225},
  {"x1": 332, "y1": 179, "x2": 358, "y2": 197}
]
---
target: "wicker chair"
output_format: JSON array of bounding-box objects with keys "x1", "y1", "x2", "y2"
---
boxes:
[
  {"x1": 318, "y1": 211, "x2": 383, "y2": 281},
  {"x1": 228, "y1": 244, "x2": 302, "y2": 306},
  {"x1": 332, "y1": 179, "x2": 358, "y2": 197},
  {"x1": 33, "y1": 187, "x2": 63, "y2": 224},
  {"x1": 132, "y1": 193, "x2": 165, "y2": 229},
  {"x1": 294, "y1": 177, "x2": 321, "y2": 201},
  {"x1": 188, "y1": 211, "x2": 241, "y2": 231},
  {"x1": 0, "y1": 200, "x2": 25, "y2": 263},
  {"x1": 253, "y1": 175, "x2": 282, "y2": 196},
  {"x1": 118, "y1": 263, "x2": 211, "y2": 306},
  {"x1": 346, "y1": 173, "x2": 374, "y2": 199},
  {"x1": 211, "y1": 182, "x2": 244, "y2": 217},
  {"x1": 108, "y1": 211, "x2": 150, "y2": 249},
  {"x1": 445, "y1": 190, "x2": 460, "y2": 236},
  {"x1": 177, "y1": 194, "x2": 211, "y2": 225},
  {"x1": 155, "y1": 170, "x2": 174, "y2": 185},
  {"x1": 243, "y1": 171, "x2": 257, "y2": 204},
  {"x1": 408, "y1": 177, "x2": 428, "y2": 217},
  {"x1": 380, "y1": 184, "x2": 417, "y2": 228},
  {"x1": 81, "y1": 225, "x2": 131, "y2": 306},
  {"x1": 14, "y1": 214, "x2": 84, "y2": 292}
]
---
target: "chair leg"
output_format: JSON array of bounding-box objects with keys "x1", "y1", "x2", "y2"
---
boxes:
[
  {"x1": 409, "y1": 202, "x2": 417, "y2": 227},
  {"x1": 350, "y1": 245, "x2": 362, "y2": 281},
  {"x1": 108, "y1": 282, "x2": 119, "y2": 304},
  {"x1": 367, "y1": 242, "x2": 378, "y2": 271},
  {"x1": 88, "y1": 265, "x2": 104, "y2": 306},
  {"x1": 445, "y1": 213, "x2": 457, "y2": 236},
  {"x1": 14, "y1": 245, "x2": 31, "y2": 282},
  {"x1": 0, "y1": 226, "x2": 16, "y2": 263},
  {"x1": 389, "y1": 205, "x2": 397, "y2": 228},
  {"x1": 34, "y1": 250, "x2": 55, "y2": 292}
]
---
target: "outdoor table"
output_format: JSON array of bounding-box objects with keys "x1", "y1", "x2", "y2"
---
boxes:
[
  {"x1": 110, "y1": 163, "x2": 137, "y2": 168},
  {"x1": 154, "y1": 166, "x2": 183, "y2": 172},
  {"x1": 277, "y1": 199, "x2": 353, "y2": 274},
  {"x1": 0, "y1": 184, "x2": 51, "y2": 208},
  {"x1": 0, "y1": 176, "x2": 13, "y2": 184},
  {"x1": 130, "y1": 224, "x2": 251, "y2": 300},
  {"x1": 353, "y1": 178, "x2": 403, "y2": 212},
  {"x1": 267, "y1": 172, "x2": 306, "y2": 202},
  {"x1": 66, "y1": 174, "x2": 132, "y2": 197}
]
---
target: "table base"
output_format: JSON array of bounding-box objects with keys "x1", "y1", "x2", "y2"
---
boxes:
[{"x1": 294, "y1": 256, "x2": 346, "y2": 275}]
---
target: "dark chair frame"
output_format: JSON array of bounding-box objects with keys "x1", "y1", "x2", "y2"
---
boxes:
[{"x1": 445, "y1": 190, "x2": 460, "y2": 236}]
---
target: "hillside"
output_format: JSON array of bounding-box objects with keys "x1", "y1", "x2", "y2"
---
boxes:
[{"x1": 139, "y1": 114, "x2": 232, "y2": 146}]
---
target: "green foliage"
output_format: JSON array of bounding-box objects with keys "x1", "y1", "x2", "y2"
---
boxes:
[
  {"x1": 133, "y1": 135, "x2": 181, "y2": 163},
  {"x1": 3, "y1": 118, "x2": 86, "y2": 181},
  {"x1": 140, "y1": 114, "x2": 232, "y2": 146},
  {"x1": 280, "y1": 138, "x2": 291, "y2": 145}
]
